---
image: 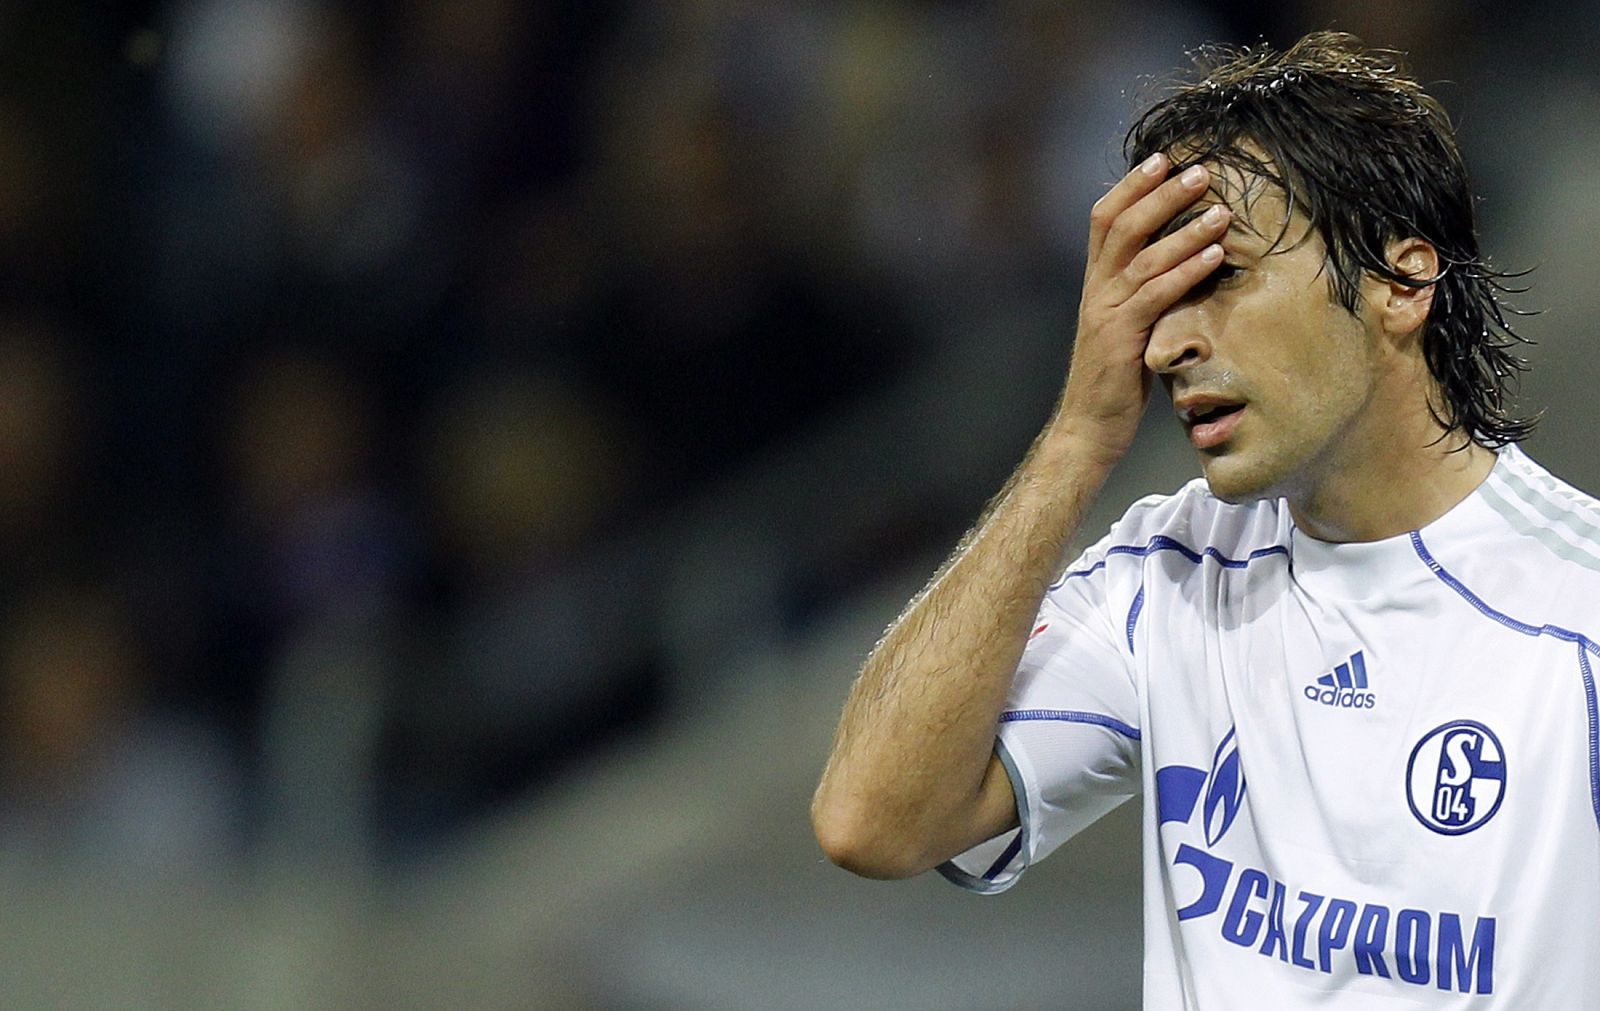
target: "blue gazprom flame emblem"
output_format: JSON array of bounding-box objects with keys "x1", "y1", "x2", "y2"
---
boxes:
[
  {"x1": 1155, "y1": 724, "x2": 1249, "y2": 922},
  {"x1": 1204, "y1": 727, "x2": 1246, "y2": 846}
]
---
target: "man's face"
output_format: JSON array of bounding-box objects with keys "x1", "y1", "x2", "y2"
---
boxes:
[{"x1": 1145, "y1": 165, "x2": 1391, "y2": 505}]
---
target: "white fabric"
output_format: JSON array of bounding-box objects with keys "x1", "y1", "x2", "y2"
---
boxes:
[{"x1": 940, "y1": 445, "x2": 1600, "y2": 1007}]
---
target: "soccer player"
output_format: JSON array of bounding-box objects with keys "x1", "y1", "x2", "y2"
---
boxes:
[{"x1": 811, "y1": 32, "x2": 1600, "y2": 1006}]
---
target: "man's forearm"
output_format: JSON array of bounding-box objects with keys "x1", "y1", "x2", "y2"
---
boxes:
[
  {"x1": 810, "y1": 423, "x2": 1116, "y2": 878},
  {"x1": 812, "y1": 154, "x2": 1228, "y2": 879}
]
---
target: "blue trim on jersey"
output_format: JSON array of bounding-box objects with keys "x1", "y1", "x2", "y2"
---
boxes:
[
  {"x1": 1051, "y1": 535, "x2": 1286, "y2": 657},
  {"x1": 1578, "y1": 646, "x2": 1600, "y2": 833},
  {"x1": 1050, "y1": 536, "x2": 1290, "y2": 590},
  {"x1": 1001, "y1": 709, "x2": 1141, "y2": 741},
  {"x1": 1126, "y1": 585, "x2": 1146, "y2": 654},
  {"x1": 934, "y1": 738, "x2": 1032, "y2": 895},
  {"x1": 981, "y1": 834, "x2": 1023, "y2": 881},
  {"x1": 1411, "y1": 531, "x2": 1600, "y2": 832}
]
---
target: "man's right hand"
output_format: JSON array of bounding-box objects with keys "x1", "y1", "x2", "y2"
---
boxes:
[{"x1": 1056, "y1": 153, "x2": 1231, "y2": 465}]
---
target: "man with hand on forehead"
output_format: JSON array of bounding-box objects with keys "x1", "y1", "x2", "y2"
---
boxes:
[{"x1": 814, "y1": 32, "x2": 1600, "y2": 1007}]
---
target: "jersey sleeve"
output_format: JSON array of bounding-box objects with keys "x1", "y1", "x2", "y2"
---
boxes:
[{"x1": 938, "y1": 533, "x2": 1141, "y2": 894}]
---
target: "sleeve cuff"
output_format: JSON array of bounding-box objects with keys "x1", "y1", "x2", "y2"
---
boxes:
[{"x1": 935, "y1": 737, "x2": 1033, "y2": 895}]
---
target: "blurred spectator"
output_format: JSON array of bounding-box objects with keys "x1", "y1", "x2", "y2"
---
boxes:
[
  {"x1": 378, "y1": 370, "x2": 653, "y2": 855},
  {"x1": 212, "y1": 349, "x2": 410, "y2": 867},
  {"x1": 0, "y1": 579, "x2": 241, "y2": 877},
  {"x1": 0, "y1": 317, "x2": 88, "y2": 584}
]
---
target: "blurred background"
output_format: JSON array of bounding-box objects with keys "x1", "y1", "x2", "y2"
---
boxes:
[{"x1": 3, "y1": 0, "x2": 1598, "y2": 1006}]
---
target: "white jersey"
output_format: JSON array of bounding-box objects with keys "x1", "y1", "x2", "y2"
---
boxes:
[{"x1": 941, "y1": 444, "x2": 1600, "y2": 1007}]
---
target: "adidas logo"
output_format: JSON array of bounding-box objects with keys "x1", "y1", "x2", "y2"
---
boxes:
[{"x1": 1302, "y1": 650, "x2": 1377, "y2": 709}]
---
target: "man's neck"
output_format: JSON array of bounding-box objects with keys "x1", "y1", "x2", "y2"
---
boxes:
[{"x1": 1287, "y1": 427, "x2": 1497, "y2": 544}]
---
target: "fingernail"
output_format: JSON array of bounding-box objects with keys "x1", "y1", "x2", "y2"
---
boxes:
[
  {"x1": 1141, "y1": 153, "x2": 1165, "y2": 176},
  {"x1": 1201, "y1": 244, "x2": 1223, "y2": 262},
  {"x1": 1203, "y1": 204, "x2": 1227, "y2": 225},
  {"x1": 1181, "y1": 165, "x2": 1207, "y2": 187}
]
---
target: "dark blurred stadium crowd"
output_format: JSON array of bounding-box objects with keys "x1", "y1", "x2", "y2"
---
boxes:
[{"x1": 0, "y1": 0, "x2": 1581, "y2": 876}]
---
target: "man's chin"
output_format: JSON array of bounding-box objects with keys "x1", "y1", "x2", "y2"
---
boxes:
[{"x1": 1198, "y1": 454, "x2": 1280, "y2": 504}]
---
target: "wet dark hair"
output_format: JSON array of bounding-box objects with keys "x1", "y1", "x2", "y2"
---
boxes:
[{"x1": 1125, "y1": 31, "x2": 1536, "y2": 447}]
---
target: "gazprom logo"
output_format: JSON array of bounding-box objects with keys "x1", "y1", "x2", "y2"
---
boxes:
[
  {"x1": 1203, "y1": 728, "x2": 1246, "y2": 846},
  {"x1": 1157, "y1": 726, "x2": 1497, "y2": 995}
]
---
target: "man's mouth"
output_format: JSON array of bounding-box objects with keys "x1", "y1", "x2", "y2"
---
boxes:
[{"x1": 1175, "y1": 397, "x2": 1246, "y2": 450}]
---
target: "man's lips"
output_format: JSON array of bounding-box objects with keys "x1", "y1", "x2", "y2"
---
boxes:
[{"x1": 1174, "y1": 395, "x2": 1247, "y2": 450}]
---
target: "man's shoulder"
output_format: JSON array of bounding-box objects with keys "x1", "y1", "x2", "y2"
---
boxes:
[
  {"x1": 1493, "y1": 444, "x2": 1600, "y2": 530},
  {"x1": 1101, "y1": 476, "x2": 1287, "y2": 560},
  {"x1": 1419, "y1": 445, "x2": 1600, "y2": 643},
  {"x1": 1477, "y1": 444, "x2": 1600, "y2": 580}
]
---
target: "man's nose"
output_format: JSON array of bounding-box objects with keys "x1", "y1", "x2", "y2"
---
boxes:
[{"x1": 1144, "y1": 306, "x2": 1212, "y2": 374}]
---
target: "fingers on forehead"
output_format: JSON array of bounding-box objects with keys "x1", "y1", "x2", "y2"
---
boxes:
[
  {"x1": 1178, "y1": 168, "x2": 1295, "y2": 244},
  {"x1": 1145, "y1": 141, "x2": 1325, "y2": 254},
  {"x1": 1158, "y1": 141, "x2": 1281, "y2": 205}
]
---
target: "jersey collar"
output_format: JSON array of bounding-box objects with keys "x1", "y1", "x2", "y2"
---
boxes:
[{"x1": 1287, "y1": 448, "x2": 1507, "y2": 601}]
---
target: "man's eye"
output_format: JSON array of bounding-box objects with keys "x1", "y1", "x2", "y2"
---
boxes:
[{"x1": 1187, "y1": 262, "x2": 1243, "y2": 300}]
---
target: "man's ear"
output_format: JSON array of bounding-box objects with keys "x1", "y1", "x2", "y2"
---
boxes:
[{"x1": 1379, "y1": 238, "x2": 1440, "y2": 343}]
